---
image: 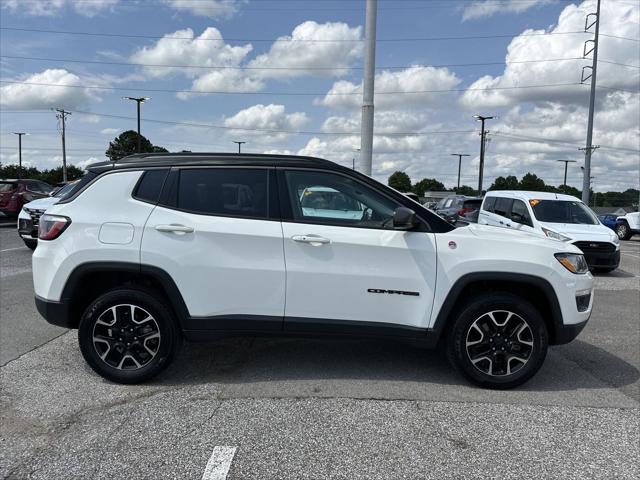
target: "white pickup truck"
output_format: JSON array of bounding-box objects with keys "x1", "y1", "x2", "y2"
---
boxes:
[{"x1": 616, "y1": 212, "x2": 640, "y2": 240}]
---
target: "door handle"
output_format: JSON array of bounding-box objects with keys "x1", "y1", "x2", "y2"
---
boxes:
[
  {"x1": 155, "y1": 224, "x2": 194, "y2": 234},
  {"x1": 291, "y1": 234, "x2": 331, "y2": 245}
]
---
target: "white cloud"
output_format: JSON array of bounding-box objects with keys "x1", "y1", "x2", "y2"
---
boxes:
[
  {"x1": 0, "y1": 69, "x2": 95, "y2": 110},
  {"x1": 248, "y1": 21, "x2": 362, "y2": 79},
  {"x1": 131, "y1": 27, "x2": 252, "y2": 79},
  {"x1": 100, "y1": 128, "x2": 120, "y2": 135},
  {"x1": 459, "y1": 0, "x2": 640, "y2": 109},
  {"x1": 1, "y1": 0, "x2": 118, "y2": 17},
  {"x1": 223, "y1": 104, "x2": 309, "y2": 142},
  {"x1": 318, "y1": 66, "x2": 461, "y2": 111},
  {"x1": 162, "y1": 0, "x2": 242, "y2": 18},
  {"x1": 462, "y1": 0, "x2": 554, "y2": 21}
]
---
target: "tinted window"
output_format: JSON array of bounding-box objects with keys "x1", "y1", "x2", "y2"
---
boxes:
[
  {"x1": 177, "y1": 168, "x2": 268, "y2": 218},
  {"x1": 483, "y1": 197, "x2": 496, "y2": 212},
  {"x1": 285, "y1": 170, "x2": 397, "y2": 228},
  {"x1": 510, "y1": 200, "x2": 532, "y2": 225},
  {"x1": 463, "y1": 199, "x2": 482, "y2": 209},
  {"x1": 531, "y1": 200, "x2": 598, "y2": 225},
  {"x1": 0, "y1": 182, "x2": 16, "y2": 192},
  {"x1": 37, "y1": 182, "x2": 53, "y2": 194},
  {"x1": 134, "y1": 169, "x2": 169, "y2": 203},
  {"x1": 493, "y1": 197, "x2": 512, "y2": 217},
  {"x1": 25, "y1": 181, "x2": 42, "y2": 193}
]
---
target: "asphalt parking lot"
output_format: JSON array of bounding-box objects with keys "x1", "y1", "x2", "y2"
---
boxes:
[{"x1": 1, "y1": 224, "x2": 638, "y2": 479}]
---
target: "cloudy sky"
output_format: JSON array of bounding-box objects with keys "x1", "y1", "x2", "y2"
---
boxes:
[{"x1": 0, "y1": 0, "x2": 638, "y2": 191}]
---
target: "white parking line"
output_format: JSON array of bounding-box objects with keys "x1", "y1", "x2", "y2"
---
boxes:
[
  {"x1": 0, "y1": 247, "x2": 25, "y2": 253},
  {"x1": 621, "y1": 252, "x2": 640, "y2": 259},
  {"x1": 202, "y1": 446, "x2": 237, "y2": 480}
]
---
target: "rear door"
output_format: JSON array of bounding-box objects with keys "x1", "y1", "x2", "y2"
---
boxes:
[
  {"x1": 279, "y1": 168, "x2": 437, "y2": 331},
  {"x1": 141, "y1": 167, "x2": 285, "y2": 329},
  {"x1": 479, "y1": 196, "x2": 498, "y2": 225},
  {"x1": 0, "y1": 182, "x2": 17, "y2": 211}
]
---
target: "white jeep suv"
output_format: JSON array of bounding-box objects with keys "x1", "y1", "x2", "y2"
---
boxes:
[{"x1": 33, "y1": 154, "x2": 593, "y2": 389}]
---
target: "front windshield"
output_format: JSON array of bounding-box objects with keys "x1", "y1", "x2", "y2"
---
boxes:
[{"x1": 530, "y1": 200, "x2": 599, "y2": 225}]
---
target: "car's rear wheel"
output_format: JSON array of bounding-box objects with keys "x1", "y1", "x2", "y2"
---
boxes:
[
  {"x1": 616, "y1": 222, "x2": 631, "y2": 241},
  {"x1": 78, "y1": 288, "x2": 178, "y2": 384},
  {"x1": 447, "y1": 293, "x2": 548, "y2": 389}
]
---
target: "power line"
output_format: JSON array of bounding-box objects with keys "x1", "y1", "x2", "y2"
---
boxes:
[
  {"x1": 0, "y1": 79, "x2": 588, "y2": 96},
  {"x1": 0, "y1": 54, "x2": 588, "y2": 71},
  {"x1": 0, "y1": 26, "x2": 591, "y2": 43}
]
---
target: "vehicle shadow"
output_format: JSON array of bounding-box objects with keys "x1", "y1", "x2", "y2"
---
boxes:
[{"x1": 156, "y1": 335, "x2": 639, "y2": 397}]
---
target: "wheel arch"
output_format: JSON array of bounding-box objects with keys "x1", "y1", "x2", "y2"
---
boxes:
[
  {"x1": 60, "y1": 262, "x2": 189, "y2": 329},
  {"x1": 432, "y1": 272, "x2": 564, "y2": 345}
]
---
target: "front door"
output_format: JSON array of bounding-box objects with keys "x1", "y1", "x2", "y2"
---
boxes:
[{"x1": 279, "y1": 169, "x2": 437, "y2": 330}]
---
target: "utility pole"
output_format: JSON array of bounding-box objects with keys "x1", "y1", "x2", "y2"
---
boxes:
[
  {"x1": 474, "y1": 115, "x2": 493, "y2": 195},
  {"x1": 556, "y1": 159, "x2": 577, "y2": 192},
  {"x1": 13, "y1": 132, "x2": 28, "y2": 180},
  {"x1": 580, "y1": 0, "x2": 601, "y2": 205},
  {"x1": 123, "y1": 96, "x2": 150, "y2": 153},
  {"x1": 360, "y1": 0, "x2": 377, "y2": 176},
  {"x1": 54, "y1": 108, "x2": 71, "y2": 182},
  {"x1": 450, "y1": 154, "x2": 470, "y2": 191},
  {"x1": 233, "y1": 141, "x2": 246, "y2": 154}
]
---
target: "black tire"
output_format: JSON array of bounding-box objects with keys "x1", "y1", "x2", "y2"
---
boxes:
[
  {"x1": 78, "y1": 288, "x2": 178, "y2": 384},
  {"x1": 616, "y1": 222, "x2": 632, "y2": 241},
  {"x1": 446, "y1": 292, "x2": 548, "y2": 389},
  {"x1": 23, "y1": 239, "x2": 37, "y2": 250}
]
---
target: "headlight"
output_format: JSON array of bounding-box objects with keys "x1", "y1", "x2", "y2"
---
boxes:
[
  {"x1": 22, "y1": 206, "x2": 29, "y2": 214},
  {"x1": 611, "y1": 233, "x2": 620, "y2": 245},
  {"x1": 555, "y1": 253, "x2": 589, "y2": 274},
  {"x1": 542, "y1": 227, "x2": 572, "y2": 242}
]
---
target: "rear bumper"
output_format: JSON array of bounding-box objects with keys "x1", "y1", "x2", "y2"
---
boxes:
[
  {"x1": 552, "y1": 318, "x2": 589, "y2": 345},
  {"x1": 35, "y1": 295, "x2": 73, "y2": 328}
]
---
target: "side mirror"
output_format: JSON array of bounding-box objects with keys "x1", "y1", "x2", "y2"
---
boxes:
[{"x1": 392, "y1": 207, "x2": 417, "y2": 230}]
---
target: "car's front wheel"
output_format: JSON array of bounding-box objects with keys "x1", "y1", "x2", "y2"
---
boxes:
[
  {"x1": 447, "y1": 293, "x2": 548, "y2": 389},
  {"x1": 78, "y1": 288, "x2": 178, "y2": 384},
  {"x1": 616, "y1": 222, "x2": 631, "y2": 241}
]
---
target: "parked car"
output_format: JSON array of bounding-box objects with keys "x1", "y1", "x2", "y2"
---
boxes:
[
  {"x1": 457, "y1": 198, "x2": 483, "y2": 224},
  {"x1": 34, "y1": 153, "x2": 593, "y2": 389},
  {"x1": 615, "y1": 212, "x2": 640, "y2": 240},
  {"x1": 597, "y1": 214, "x2": 619, "y2": 231},
  {"x1": 0, "y1": 179, "x2": 53, "y2": 218},
  {"x1": 17, "y1": 181, "x2": 78, "y2": 250},
  {"x1": 479, "y1": 191, "x2": 620, "y2": 272},
  {"x1": 434, "y1": 195, "x2": 477, "y2": 224}
]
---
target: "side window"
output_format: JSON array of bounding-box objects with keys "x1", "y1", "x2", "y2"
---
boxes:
[
  {"x1": 510, "y1": 200, "x2": 532, "y2": 226},
  {"x1": 134, "y1": 169, "x2": 169, "y2": 204},
  {"x1": 493, "y1": 197, "x2": 513, "y2": 217},
  {"x1": 177, "y1": 168, "x2": 268, "y2": 218},
  {"x1": 38, "y1": 182, "x2": 54, "y2": 194},
  {"x1": 25, "y1": 181, "x2": 41, "y2": 193},
  {"x1": 483, "y1": 197, "x2": 496, "y2": 212},
  {"x1": 284, "y1": 170, "x2": 397, "y2": 228}
]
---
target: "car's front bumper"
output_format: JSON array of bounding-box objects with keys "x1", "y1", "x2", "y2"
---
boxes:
[
  {"x1": 18, "y1": 217, "x2": 38, "y2": 240},
  {"x1": 553, "y1": 318, "x2": 589, "y2": 345}
]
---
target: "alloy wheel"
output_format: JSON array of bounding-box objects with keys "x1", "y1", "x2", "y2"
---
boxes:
[
  {"x1": 465, "y1": 310, "x2": 534, "y2": 376},
  {"x1": 92, "y1": 304, "x2": 161, "y2": 370}
]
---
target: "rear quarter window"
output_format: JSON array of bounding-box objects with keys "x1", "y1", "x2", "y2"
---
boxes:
[{"x1": 133, "y1": 169, "x2": 169, "y2": 204}]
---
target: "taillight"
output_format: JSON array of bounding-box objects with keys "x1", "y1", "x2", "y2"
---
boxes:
[{"x1": 38, "y1": 214, "x2": 71, "y2": 240}]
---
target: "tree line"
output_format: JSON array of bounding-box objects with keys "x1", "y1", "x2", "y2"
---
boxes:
[{"x1": 387, "y1": 171, "x2": 639, "y2": 208}]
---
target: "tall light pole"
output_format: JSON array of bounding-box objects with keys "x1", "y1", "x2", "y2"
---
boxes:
[
  {"x1": 450, "y1": 153, "x2": 470, "y2": 191},
  {"x1": 474, "y1": 115, "x2": 493, "y2": 195},
  {"x1": 13, "y1": 132, "x2": 28, "y2": 180},
  {"x1": 556, "y1": 159, "x2": 577, "y2": 192},
  {"x1": 360, "y1": 0, "x2": 377, "y2": 176},
  {"x1": 580, "y1": 0, "x2": 601, "y2": 206},
  {"x1": 123, "y1": 96, "x2": 150, "y2": 153},
  {"x1": 233, "y1": 141, "x2": 246, "y2": 154}
]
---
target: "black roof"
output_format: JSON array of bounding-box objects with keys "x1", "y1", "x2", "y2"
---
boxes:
[{"x1": 87, "y1": 152, "x2": 342, "y2": 173}]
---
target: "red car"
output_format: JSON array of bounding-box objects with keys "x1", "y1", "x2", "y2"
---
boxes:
[{"x1": 0, "y1": 179, "x2": 54, "y2": 218}]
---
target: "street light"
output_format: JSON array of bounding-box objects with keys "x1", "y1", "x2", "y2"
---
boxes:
[
  {"x1": 122, "y1": 96, "x2": 150, "y2": 153},
  {"x1": 13, "y1": 132, "x2": 29, "y2": 180},
  {"x1": 233, "y1": 141, "x2": 246, "y2": 154},
  {"x1": 473, "y1": 115, "x2": 494, "y2": 195},
  {"x1": 450, "y1": 153, "x2": 470, "y2": 191},
  {"x1": 555, "y1": 159, "x2": 577, "y2": 192}
]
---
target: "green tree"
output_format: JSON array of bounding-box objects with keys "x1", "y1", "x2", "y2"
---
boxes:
[
  {"x1": 412, "y1": 178, "x2": 445, "y2": 196},
  {"x1": 519, "y1": 173, "x2": 546, "y2": 191},
  {"x1": 455, "y1": 185, "x2": 476, "y2": 196},
  {"x1": 557, "y1": 185, "x2": 581, "y2": 197},
  {"x1": 39, "y1": 166, "x2": 84, "y2": 185},
  {"x1": 387, "y1": 171, "x2": 412, "y2": 192},
  {"x1": 105, "y1": 130, "x2": 167, "y2": 161},
  {"x1": 489, "y1": 175, "x2": 519, "y2": 191}
]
